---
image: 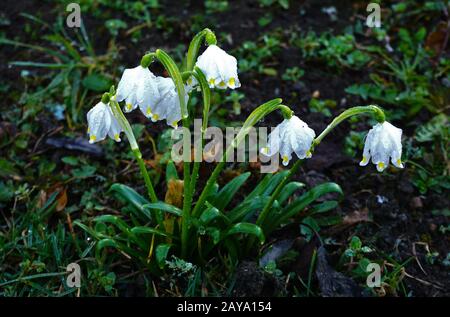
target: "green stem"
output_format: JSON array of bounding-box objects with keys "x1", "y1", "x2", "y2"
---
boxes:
[
  {"x1": 154, "y1": 49, "x2": 192, "y2": 257},
  {"x1": 132, "y1": 149, "x2": 158, "y2": 203},
  {"x1": 314, "y1": 105, "x2": 385, "y2": 146},
  {"x1": 189, "y1": 68, "x2": 211, "y2": 201},
  {"x1": 109, "y1": 98, "x2": 158, "y2": 204},
  {"x1": 155, "y1": 49, "x2": 188, "y2": 119},
  {"x1": 181, "y1": 119, "x2": 191, "y2": 258},
  {"x1": 256, "y1": 159, "x2": 303, "y2": 228},
  {"x1": 186, "y1": 28, "x2": 216, "y2": 72},
  {"x1": 250, "y1": 104, "x2": 386, "y2": 250},
  {"x1": 191, "y1": 99, "x2": 284, "y2": 218}
]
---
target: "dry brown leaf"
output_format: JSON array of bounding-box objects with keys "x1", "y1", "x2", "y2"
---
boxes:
[
  {"x1": 56, "y1": 188, "x2": 68, "y2": 212},
  {"x1": 342, "y1": 208, "x2": 370, "y2": 225},
  {"x1": 425, "y1": 22, "x2": 448, "y2": 55},
  {"x1": 165, "y1": 179, "x2": 184, "y2": 208}
]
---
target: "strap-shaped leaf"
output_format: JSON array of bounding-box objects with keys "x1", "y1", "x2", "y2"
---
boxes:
[
  {"x1": 245, "y1": 174, "x2": 273, "y2": 200},
  {"x1": 276, "y1": 182, "x2": 343, "y2": 226},
  {"x1": 224, "y1": 223, "x2": 265, "y2": 244},
  {"x1": 94, "y1": 215, "x2": 147, "y2": 250},
  {"x1": 262, "y1": 170, "x2": 289, "y2": 196},
  {"x1": 210, "y1": 172, "x2": 251, "y2": 210},
  {"x1": 130, "y1": 226, "x2": 176, "y2": 239},
  {"x1": 278, "y1": 181, "x2": 305, "y2": 205},
  {"x1": 199, "y1": 205, "x2": 222, "y2": 225},
  {"x1": 96, "y1": 238, "x2": 144, "y2": 262},
  {"x1": 142, "y1": 202, "x2": 182, "y2": 217},
  {"x1": 109, "y1": 183, "x2": 152, "y2": 221},
  {"x1": 310, "y1": 200, "x2": 339, "y2": 214},
  {"x1": 73, "y1": 220, "x2": 104, "y2": 240},
  {"x1": 227, "y1": 196, "x2": 270, "y2": 223}
]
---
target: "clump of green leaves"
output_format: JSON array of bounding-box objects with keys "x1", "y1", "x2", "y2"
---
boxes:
[{"x1": 291, "y1": 32, "x2": 371, "y2": 70}]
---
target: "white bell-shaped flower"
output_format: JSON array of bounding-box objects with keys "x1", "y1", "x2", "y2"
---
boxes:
[
  {"x1": 87, "y1": 102, "x2": 122, "y2": 144},
  {"x1": 261, "y1": 115, "x2": 316, "y2": 166},
  {"x1": 116, "y1": 65, "x2": 160, "y2": 116},
  {"x1": 195, "y1": 45, "x2": 241, "y2": 90},
  {"x1": 150, "y1": 77, "x2": 189, "y2": 128},
  {"x1": 359, "y1": 121, "x2": 404, "y2": 172}
]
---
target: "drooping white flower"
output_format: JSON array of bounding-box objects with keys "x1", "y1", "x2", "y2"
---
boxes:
[
  {"x1": 116, "y1": 65, "x2": 160, "y2": 116},
  {"x1": 149, "y1": 77, "x2": 189, "y2": 128},
  {"x1": 87, "y1": 102, "x2": 122, "y2": 144},
  {"x1": 195, "y1": 44, "x2": 241, "y2": 90},
  {"x1": 359, "y1": 121, "x2": 404, "y2": 172},
  {"x1": 261, "y1": 115, "x2": 316, "y2": 166}
]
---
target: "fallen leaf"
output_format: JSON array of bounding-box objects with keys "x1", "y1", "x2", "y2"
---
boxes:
[
  {"x1": 425, "y1": 22, "x2": 448, "y2": 55},
  {"x1": 343, "y1": 208, "x2": 370, "y2": 225},
  {"x1": 165, "y1": 179, "x2": 184, "y2": 208},
  {"x1": 56, "y1": 188, "x2": 67, "y2": 212}
]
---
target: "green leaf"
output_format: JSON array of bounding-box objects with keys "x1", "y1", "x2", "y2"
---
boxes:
[
  {"x1": 278, "y1": 181, "x2": 304, "y2": 204},
  {"x1": 210, "y1": 172, "x2": 250, "y2": 210},
  {"x1": 166, "y1": 161, "x2": 179, "y2": 182},
  {"x1": 96, "y1": 238, "x2": 144, "y2": 261},
  {"x1": 82, "y1": 73, "x2": 112, "y2": 92},
  {"x1": 415, "y1": 114, "x2": 448, "y2": 142},
  {"x1": 109, "y1": 183, "x2": 151, "y2": 221},
  {"x1": 0, "y1": 158, "x2": 19, "y2": 177},
  {"x1": 199, "y1": 205, "x2": 222, "y2": 225},
  {"x1": 300, "y1": 217, "x2": 320, "y2": 242},
  {"x1": 225, "y1": 223, "x2": 265, "y2": 244},
  {"x1": 350, "y1": 236, "x2": 362, "y2": 250},
  {"x1": 277, "y1": 182, "x2": 343, "y2": 226},
  {"x1": 278, "y1": 0, "x2": 289, "y2": 9},
  {"x1": 71, "y1": 165, "x2": 96, "y2": 178},
  {"x1": 155, "y1": 244, "x2": 171, "y2": 269},
  {"x1": 94, "y1": 215, "x2": 131, "y2": 234},
  {"x1": 131, "y1": 227, "x2": 174, "y2": 239},
  {"x1": 246, "y1": 174, "x2": 272, "y2": 200},
  {"x1": 310, "y1": 201, "x2": 339, "y2": 214},
  {"x1": 227, "y1": 196, "x2": 269, "y2": 223},
  {"x1": 206, "y1": 227, "x2": 221, "y2": 245},
  {"x1": 61, "y1": 156, "x2": 79, "y2": 166},
  {"x1": 142, "y1": 202, "x2": 182, "y2": 217},
  {"x1": 44, "y1": 33, "x2": 81, "y2": 61},
  {"x1": 262, "y1": 170, "x2": 289, "y2": 196}
]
